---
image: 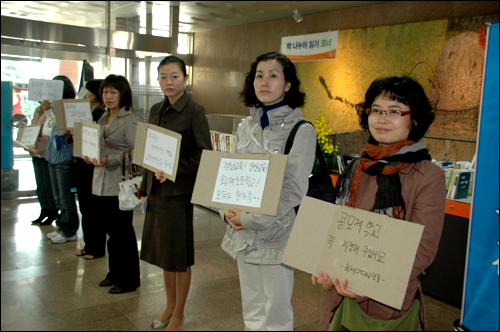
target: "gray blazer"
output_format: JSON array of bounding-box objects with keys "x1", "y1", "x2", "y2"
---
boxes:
[{"x1": 92, "y1": 107, "x2": 141, "y2": 196}]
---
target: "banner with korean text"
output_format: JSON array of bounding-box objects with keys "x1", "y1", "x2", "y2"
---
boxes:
[{"x1": 281, "y1": 31, "x2": 338, "y2": 62}]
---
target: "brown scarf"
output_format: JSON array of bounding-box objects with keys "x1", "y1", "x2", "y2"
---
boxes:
[{"x1": 335, "y1": 138, "x2": 431, "y2": 219}]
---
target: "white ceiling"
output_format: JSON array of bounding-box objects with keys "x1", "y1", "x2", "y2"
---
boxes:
[{"x1": 1, "y1": 1, "x2": 390, "y2": 33}]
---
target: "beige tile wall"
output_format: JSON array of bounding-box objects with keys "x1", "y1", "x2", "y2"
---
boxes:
[{"x1": 192, "y1": 1, "x2": 498, "y2": 116}]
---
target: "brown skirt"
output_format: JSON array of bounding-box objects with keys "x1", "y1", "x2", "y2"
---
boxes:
[{"x1": 140, "y1": 188, "x2": 194, "y2": 272}]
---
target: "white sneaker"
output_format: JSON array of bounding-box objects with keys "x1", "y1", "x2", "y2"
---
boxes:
[
  {"x1": 51, "y1": 233, "x2": 78, "y2": 244},
  {"x1": 47, "y1": 230, "x2": 60, "y2": 239}
]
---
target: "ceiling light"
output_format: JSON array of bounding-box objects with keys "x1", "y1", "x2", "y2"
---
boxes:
[{"x1": 293, "y1": 9, "x2": 303, "y2": 23}]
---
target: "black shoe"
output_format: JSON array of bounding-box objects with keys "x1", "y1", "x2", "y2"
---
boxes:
[
  {"x1": 108, "y1": 286, "x2": 136, "y2": 294},
  {"x1": 40, "y1": 210, "x2": 59, "y2": 226},
  {"x1": 99, "y1": 279, "x2": 115, "y2": 287},
  {"x1": 31, "y1": 209, "x2": 49, "y2": 225}
]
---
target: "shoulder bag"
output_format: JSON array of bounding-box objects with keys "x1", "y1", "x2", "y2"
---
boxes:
[
  {"x1": 284, "y1": 120, "x2": 336, "y2": 214},
  {"x1": 118, "y1": 150, "x2": 143, "y2": 211}
]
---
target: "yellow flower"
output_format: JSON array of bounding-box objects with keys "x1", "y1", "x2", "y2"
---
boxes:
[{"x1": 314, "y1": 114, "x2": 338, "y2": 156}]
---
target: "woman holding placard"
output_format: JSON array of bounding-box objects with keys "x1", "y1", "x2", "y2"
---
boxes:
[
  {"x1": 44, "y1": 75, "x2": 81, "y2": 245},
  {"x1": 86, "y1": 74, "x2": 141, "y2": 294},
  {"x1": 220, "y1": 52, "x2": 317, "y2": 331},
  {"x1": 312, "y1": 76, "x2": 445, "y2": 331},
  {"x1": 27, "y1": 98, "x2": 59, "y2": 226},
  {"x1": 139, "y1": 56, "x2": 211, "y2": 331},
  {"x1": 74, "y1": 79, "x2": 106, "y2": 260}
]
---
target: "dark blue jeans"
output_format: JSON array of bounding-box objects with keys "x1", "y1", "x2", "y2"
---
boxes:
[
  {"x1": 32, "y1": 157, "x2": 57, "y2": 211},
  {"x1": 48, "y1": 161, "x2": 80, "y2": 237}
]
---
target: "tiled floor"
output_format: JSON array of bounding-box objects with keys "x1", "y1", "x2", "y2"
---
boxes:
[{"x1": 1, "y1": 197, "x2": 461, "y2": 331}]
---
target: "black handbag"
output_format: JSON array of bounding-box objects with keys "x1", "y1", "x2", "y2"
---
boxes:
[{"x1": 284, "y1": 120, "x2": 336, "y2": 213}]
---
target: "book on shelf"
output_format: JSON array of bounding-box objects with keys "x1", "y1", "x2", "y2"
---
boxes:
[
  {"x1": 443, "y1": 168, "x2": 454, "y2": 193},
  {"x1": 210, "y1": 130, "x2": 235, "y2": 153},
  {"x1": 447, "y1": 169, "x2": 471, "y2": 199}
]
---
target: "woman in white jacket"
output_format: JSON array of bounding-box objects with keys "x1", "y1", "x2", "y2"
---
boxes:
[{"x1": 220, "y1": 52, "x2": 316, "y2": 331}]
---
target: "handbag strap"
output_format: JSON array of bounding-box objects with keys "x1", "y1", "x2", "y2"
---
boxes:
[
  {"x1": 122, "y1": 151, "x2": 128, "y2": 181},
  {"x1": 284, "y1": 120, "x2": 328, "y2": 173},
  {"x1": 122, "y1": 150, "x2": 142, "y2": 181}
]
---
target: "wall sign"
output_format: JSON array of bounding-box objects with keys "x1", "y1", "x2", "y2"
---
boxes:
[{"x1": 281, "y1": 31, "x2": 338, "y2": 61}]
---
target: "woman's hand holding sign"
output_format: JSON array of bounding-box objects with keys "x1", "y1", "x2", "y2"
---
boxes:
[
  {"x1": 225, "y1": 208, "x2": 243, "y2": 231},
  {"x1": 311, "y1": 271, "x2": 356, "y2": 299},
  {"x1": 92, "y1": 156, "x2": 107, "y2": 167},
  {"x1": 154, "y1": 170, "x2": 167, "y2": 184}
]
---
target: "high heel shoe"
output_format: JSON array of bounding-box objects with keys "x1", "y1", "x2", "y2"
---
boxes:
[{"x1": 151, "y1": 317, "x2": 170, "y2": 329}]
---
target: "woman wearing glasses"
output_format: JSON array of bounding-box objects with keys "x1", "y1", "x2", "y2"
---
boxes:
[{"x1": 313, "y1": 76, "x2": 445, "y2": 331}]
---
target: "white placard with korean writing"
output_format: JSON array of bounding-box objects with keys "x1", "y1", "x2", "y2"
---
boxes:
[
  {"x1": 211, "y1": 158, "x2": 270, "y2": 208},
  {"x1": 64, "y1": 102, "x2": 93, "y2": 128},
  {"x1": 81, "y1": 125, "x2": 100, "y2": 160},
  {"x1": 27, "y1": 78, "x2": 64, "y2": 102},
  {"x1": 18, "y1": 125, "x2": 41, "y2": 147},
  {"x1": 143, "y1": 128, "x2": 179, "y2": 176},
  {"x1": 282, "y1": 196, "x2": 424, "y2": 310},
  {"x1": 281, "y1": 30, "x2": 338, "y2": 61},
  {"x1": 73, "y1": 122, "x2": 100, "y2": 160}
]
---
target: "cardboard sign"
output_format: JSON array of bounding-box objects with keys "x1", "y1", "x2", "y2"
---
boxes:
[
  {"x1": 191, "y1": 150, "x2": 288, "y2": 216},
  {"x1": 282, "y1": 196, "x2": 424, "y2": 310},
  {"x1": 16, "y1": 125, "x2": 41, "y2": 148},
  {"x1": 53, "y1": 99, "x2": 93, "y2": 130},
  {"x1": 133, "y1": 122, "x2": 182, "y2": 182},
  {"x1": 73, "y1": 122, "x2": 101, "y2": 160},
  {"x1": 27, "y1": 78, "x2": 64, "y2": 102}
]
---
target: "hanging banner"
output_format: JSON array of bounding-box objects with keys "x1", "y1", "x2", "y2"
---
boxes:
[
  {"x1": 281, "y1": 31, "x2": 338, "y2": 62},
  {"x1": 461, "y1": 21, "x2": 499, "y2": 331}
]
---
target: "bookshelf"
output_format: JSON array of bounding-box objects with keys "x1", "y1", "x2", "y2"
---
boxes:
[{"x1": 206, "y1": 114, "x2": 246, "y2": 153}]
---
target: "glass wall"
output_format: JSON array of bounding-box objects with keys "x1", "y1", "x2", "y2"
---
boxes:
[{"x1": 1, "y1": 1, "x2": 192, "y2": 198}]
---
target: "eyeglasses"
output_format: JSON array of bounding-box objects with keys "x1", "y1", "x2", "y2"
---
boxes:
[{"x1": 366, "y1": 108, "x2": 411, "y2": 118}]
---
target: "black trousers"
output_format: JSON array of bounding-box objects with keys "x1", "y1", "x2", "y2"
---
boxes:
[
  {"x1": 74, "y1": 160, "x2": 106, "y2": 257},
  {"x1": 32, "y1": 157, "x2": 58, "y2": 211},
  {"x1": 94, "y1": 195, "x2": 141, "y2": 289}
]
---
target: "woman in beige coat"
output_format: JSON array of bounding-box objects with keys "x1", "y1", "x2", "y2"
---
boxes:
[{"x1": 85, "y1": 74, "x2": 141, "y2": 294}]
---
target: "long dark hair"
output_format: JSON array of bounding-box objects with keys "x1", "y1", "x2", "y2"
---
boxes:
[
  {"x1": 240, "y1": 52, "x2": 306, "y2": 109},
  {"x1": 52, "y1": 75, "x2": 76, "y2": 99},
  {"x1": 356, "y1": 76, "x2": 434, "y2": 141}
]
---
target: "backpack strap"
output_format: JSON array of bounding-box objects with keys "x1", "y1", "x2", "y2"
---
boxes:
[{"x1": 284, "y1": 120, "x2": 328, "y2": 173}]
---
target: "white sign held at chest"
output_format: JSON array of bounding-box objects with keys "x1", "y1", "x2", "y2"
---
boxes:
[
  {"x1": 143, "y1": 128, "x2": 179, "y2": 176},
  {"x1": 72, "y1": 122, "x2": 101, "y2": 161},
  {"x1": 191, "y1": 150, "x2": 288, "y2": 216},
  {"x1": 81, "y1": 126, "x2": 100, "y2": 160},
  {"x1": 16, "y1": 125, "x2": 42, "y2": 148},
  {"x1": 133, "y1": 122, "x2": 182, "y2": 183},
  {"x1": 211, "y1": 158, "x2": 270, "y2": 208},
  {"x1": 53, "y1": 99, "x2": 93, "y2": 130},
  {"x1": 64, "y1": 102, "x2": 93, "y2": 128}
]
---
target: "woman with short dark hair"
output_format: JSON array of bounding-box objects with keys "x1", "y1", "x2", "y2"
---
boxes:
[
  {"x1": 314, "y1": 76, "x2": 445, "y2": 331},
  {"x1": 86, "y1": 74, "x2": 142, "y2": 294}
]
